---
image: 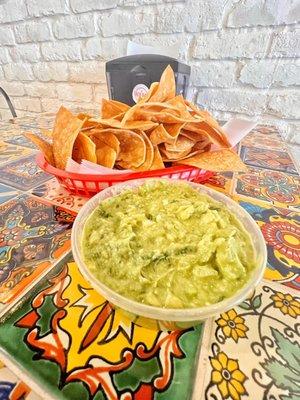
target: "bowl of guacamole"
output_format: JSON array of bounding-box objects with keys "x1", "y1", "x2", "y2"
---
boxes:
[{"x1": 72, "y1": 179, "x2": 267, "y2": 329}]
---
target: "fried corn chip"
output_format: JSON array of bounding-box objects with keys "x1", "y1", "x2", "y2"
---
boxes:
[
  {"x1": 165, "y1": 135, "x2": 195, "y2": 153},
  {"x1": 90, "y1": 129, "x2": 120, "y2": 155},
  {"x1": 101, "y1": 99, "x2": 129, "y2": 119},
  {"x1": 147, "y1": 65, "x2": 175, "y2": 102},
  {"x1": 176, "y1": 149, "x2": 247, "y2": 172},
  {"x1": 53, "y1": 107, "x2": 84, "y2": 169},
  {"x1": 114, "y1": 130, "x2": 146, "y2": 169},
  {"x1": 96, "y1": 144, "x2": 117, "y2": 168},
  {"x1": 160, "y1": 146, "x2": 192, "y2": 161},
  {"x1": 138, "y1": 82, "x2": 159, "y2": 104},
  {"x1": 150, "y1": 145, "x2": 165, "y2": 170},
  {"x1": 72, "y1": 132, "x2": 97, "y2": 163},
  {"x1": 93, "y1": 117, "x2": 158, "y2": 131},
  {"x1": 149, "y1": 124, "x2": 177, "y2": 145},
  {"x1": 40, "y1": 128, "x2": 52, "y2": 138},
  {"x1": 133, "y1": 130, "x2": 154, "y2": 171},
  {"x1": 24, "y1": 132, "x2": 55, "y2": 165}
]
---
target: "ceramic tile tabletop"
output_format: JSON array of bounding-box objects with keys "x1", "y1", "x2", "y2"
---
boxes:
[{"x1": 0, "y1": 116, "x2": 298, "y2": 400}]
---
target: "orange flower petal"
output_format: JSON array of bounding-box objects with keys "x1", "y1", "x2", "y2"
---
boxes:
[
  {"x1": 228, "y1": 309, "x2": 237, "y2": 320},
  {"x1": 218, "y1": 380, "x2": 229, "y2": 398},
  {"x1": 285, "y1": 294, "x2": 293, "y2": 301},
  {"x1": 275, "y1": 292, "x2": 284, "y2": 299},
  {"x1": 220, "y1": 312, "x2": 230, "y2": 321},
  {"x1": 231, "y1": 379, "x2": 246, "y2": 394},
  {"x1": 228, "y1": 382, "x2": 241, "y2": 400},
  {"x1": 218, "y1": 352, "x2": 228, "y2": 369},
  {"x1": 290, "y1": 300, "x2": 300, "y2": 310},
  {"x1": 232, "y1": 329, "x2": 239, "y2": 342},
  {"x1": 227, "y1": 359, "x2": 239, "y2": 372},
  {"x1": 232, "y1": 369, "x2": 246, "y2": 382},
  {"x1": 210, "y1": 357, "x2": 222, "y2": 372},
  {"x1": 236, "y1": 323, "x2": 248, "y2": 332},
  {"x1": 234, "y1": 316, "x2": 245, "y2": 324},
  {"x1": 281, "y1": 305, "x2": 288, "y2": 314},
  {"x1": 288, "y1": 307, "x2": 297, "y2": 318},
  {"x1": 274, "y1": 301, "x2": 283, "y2": 308},
  {"x1": 236, "y1": 328, "x2": 247, "y2": 338},
  {"x1": 223, "y1": 326, "x2": 232, "y2": 338},
  {"x1": 211, "y1": 370, "x2": 223, "y2": 384},
  {"x1": 216, "y1": 318, "x2": 227, "y2": 327}
]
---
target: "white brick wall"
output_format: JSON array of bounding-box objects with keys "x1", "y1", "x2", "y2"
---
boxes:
[{"x1": 0, "y1": 0, "x2": 299, "y2": 144}]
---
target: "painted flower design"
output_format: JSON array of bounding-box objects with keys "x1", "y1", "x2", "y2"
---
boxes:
[
  {"x1": 261, "y1": 220, "x2": 300, "y2": 263},
  {"x1": 216, "y1": 310, "x2": 248, "y2": 342},
  {"x1": 210, "y1": 352, "x2": 247, "y2": 400},
  {"x1": 271, "y1": 292, "x2": 300, "y2": 318},
  {"x1": 0, "y1": 226, "x2": 23, "y2": 246}
]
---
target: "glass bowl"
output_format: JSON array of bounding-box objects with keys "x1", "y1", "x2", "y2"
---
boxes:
[{"x1": 71, "y1": 178, "x2": 267, "y2": 330}]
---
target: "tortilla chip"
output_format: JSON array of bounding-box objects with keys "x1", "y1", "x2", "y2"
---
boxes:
[
  {"x1": 77, "y1": 113, "x2": 92, "y2": 121},
  {"x1": 90, "y1": 129, "x2": 120, "y2": 154},
  {"x1": 72, "y1": 132, "x2": 97, "y2": 163},
  {"x1": 24, "y1": 132, "x2": 55, "y2": 165},
  {"x1": 176, "y1": 149, "x2": 247, "y2": 172},
  {"x1": 52, "y1": 108, "x2": 84, "y2": 170},
  {"x1": 96, "y1": 144, "x2": 117, "y2": 168},
  {"x1": 133, "y1": 130, "x2": 154, "y2": 171},
  {"x1": 150, "y1": 145, "x2": 165, "y2": 170},
  {"x1": 114, "y1": 130, "x2": 146, "y2": 168},
  {"x1": 148, "y1": 65, "x2": 175, "y2": 102},
  {"x1": 164, "y1": 123, "x2": 185, "y2": 138},
  {"x1": 167, "y1": 95, "x2": 191, "y2": 119},
  {"x1": 160, "y1": 146, "x2": 192, "y2": 161},
  {"x1": 101, "y1": 99, "x2": 129, "y2": 119},
  {"x1": 138, "y1": 82, "x2": 159, "y2": 104},
  {"x1": 149, "y1": 124, "x2": 177, "y2": 145},
  {"x1": 93, "y1": 118, "x2": 157, "y2": 131},
  {"x1": 165, "y1": 135, "x2": 195, "y2": 153}
]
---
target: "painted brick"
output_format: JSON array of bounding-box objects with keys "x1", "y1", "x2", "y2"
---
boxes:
[
  {"x1": 0, "y1": 81, "x2": 25, "y2": 97},
  {"x1": 270, "y1": 28, "x2": 300, "y2": 58},
  {"x1": 13, "y1": 97, "x2": 42, "y2": 113},
  {"x1": 41, "y1": 98, "x2": 64, "y2": 112},
  {"x1": 26, "y1": 0, "x2": 69, "y2": 17},
  {"x1": 100, "y1": 10, "x2": 155, "y2": 37},
  {"x1": 14, "y1": 21, "x2": 52, "y2": 43},
  {"x1": 227, "y1": 0, "x2": 300, "y2": 28},
  {"x1": 3, "y1": 63, "x2": 34, "y2": 81},
  {"x1": 69, "y1": 61, "x2": 106, "y2": 83},
  {"x1": 197, "y1": 88, "x2": 268, "y2": 115},
  {"x1": 0, "y1": 26, "x2": 15, "y2": 45},
  {"x1": 56, "y1": 83, "x2": 93, "y2": 102},
  {"x1": 70, "y1": 0, "x2": 117, "y2": 12},
  {"x1": 185, "y1": 0, "x2": 228, "y2": 32},
  {"x1": 10, "y1": 43, "x2": 41, "y2": 63},
  {"x1": 156, "y1": 5, "x2": 185, "y2": 33},
  {"x1": 94, "y1": 84, "x2": 109, "y2": 102},
  {"x1": 25, "y1": 83, "x2": 57, "y2": 98},
  {"x1": 0, "y1": 48, "x2": 11, "y2": 64},
  {"x1": 32, "y1": 62, "x2": 69, "y2": 82},
  {"x1": 53, "y1": 15, "x2": 96, "y2": 40},
  {"x1": 41, "y1": 41, "x2": 82, "y2": 61},
  {"x1": 191, "y1": 61, "x2": 236, "y2": 87},
  {"x1": 194, "y1": 29, "x2": 271, "y2": 59},
  {"x1": 0, "y1": 0, "x2": 27, "y2": 23},
  {"x1": 240, "y1": 59, "x2": 300, "y2": 88},
  {"x1": 268, "y1": 90, "x2": 300, "y2": 119}
]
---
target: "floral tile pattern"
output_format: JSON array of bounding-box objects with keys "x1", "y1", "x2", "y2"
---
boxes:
[
  {"x1": 240, "y1": 146, "x2": 298, "y2": 175},
  {"x1": 233, "y1": 167, "x2": 300, "y2": 210},
  {"x1": 31, "y1": 178, "x2": 88, "y2": 213},
  {"x1": 0, "y1": 141, "x2": 33, "y2": 165},
  {"x1": 0, "y1": 194, "x2": 75, "y2": 306},
  {"x1": 0, "y1": 259, "x2": 202, "y2": 400},
  {"x1": 194, "y1": 280, "x2": 300, "y2": 400},
  {"x1": 249, "y1": 125, "x2": 282, "y2": 140},
  {"x1": 0, "y1": 361, "x2": 41, "y2": 399},
  {"x1": 205, "y1": 172, "x2": 234, "y2": 195},
  {"x1": 235, "y1": 196, "x2": 300, "y2": 290},
  {"x1": 0, "y1": 155, "x2": 51, "y2": 191},
  {"x1": 0, "y1": 183, "x2": 19, "y2": 205},
  {"x1": 242, "y1": 133, "x2": 284, "y2": 150}
]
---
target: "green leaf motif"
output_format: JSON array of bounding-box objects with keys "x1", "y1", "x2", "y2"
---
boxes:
[
  {"x1": 252, "y1": 294, "x2": 262, "y2": 309},
  {"x1": 262, "y1": 358, "x2": 300, "y2": 393},
  {"x1": 238, "y1": 301, "x2": 251, "y2": 310},
  {"x1": 271, "y1": 328, "x2": 300, "y2": 374}
]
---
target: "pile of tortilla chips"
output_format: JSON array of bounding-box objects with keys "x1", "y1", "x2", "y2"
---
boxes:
[{"x1": 25, "y1": 65, "x2": 247, "y2": 173}]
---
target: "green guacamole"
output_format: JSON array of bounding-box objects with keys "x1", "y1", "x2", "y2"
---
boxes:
[{"x1": 82, "y1": 181, "x2": 255, "y2": 308}]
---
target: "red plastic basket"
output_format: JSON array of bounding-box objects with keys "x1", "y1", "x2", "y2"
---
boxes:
[{"x1": 36, "y1": 153, "x2": 214, "y2": 197}]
